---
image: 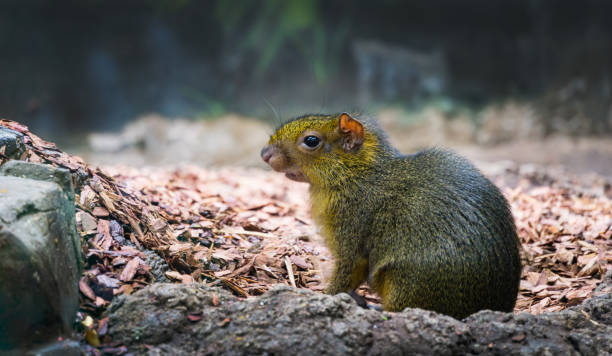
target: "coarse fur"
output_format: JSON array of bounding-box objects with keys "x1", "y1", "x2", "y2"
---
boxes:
[{"x1": 262, "y1": 113, "x2": 522, "y2": 319}]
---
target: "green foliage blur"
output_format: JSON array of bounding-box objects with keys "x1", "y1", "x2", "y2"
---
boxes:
[
  {"x1": 215, "y1": 0, "x2": 348, "y2": 84},
  {"x1": 147, "y1": 0, "x2": 350, "y2": 83}
]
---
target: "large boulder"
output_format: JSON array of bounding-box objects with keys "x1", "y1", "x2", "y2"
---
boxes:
[
  {"x1": 107, "y1": 281, "x2": 612, "y2": 355},
  {"x1": 0, "y1": 161, "x2": 82, "y2": 350}
]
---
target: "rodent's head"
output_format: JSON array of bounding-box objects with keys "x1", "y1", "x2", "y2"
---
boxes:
[{"x1": 261, "y1": 113, "x2": 392, "y2": 187}]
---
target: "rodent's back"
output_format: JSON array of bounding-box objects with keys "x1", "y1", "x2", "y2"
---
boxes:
[{"x1": 364, "y1": 149, "x2": 521, "y2": 317}]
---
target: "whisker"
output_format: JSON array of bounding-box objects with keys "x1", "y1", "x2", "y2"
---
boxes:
[{"x1": 262, "y1": 97, "x2": 281, "y2": 126}]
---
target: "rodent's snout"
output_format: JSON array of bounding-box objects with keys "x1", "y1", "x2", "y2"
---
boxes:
[
  {"x1": 260, "y1": 145, "x2": 273, "y2": 164},
  {"x1": 260, "y1": 144, "x2": 290, "y2": 174}
]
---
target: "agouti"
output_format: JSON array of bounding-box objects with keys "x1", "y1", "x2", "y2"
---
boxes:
[{"x1": 261, "y1": 113, "x2": 521, "y2": 319}]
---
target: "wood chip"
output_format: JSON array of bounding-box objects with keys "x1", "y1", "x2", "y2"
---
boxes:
[
  {"x1": 79, "y1": 277, "x2": 96, "y2": 300},
  {"x1": 119, "y1": 257, "x2": 142, "y2": 282},
  {"x1": 284, "y1": 256, "x2": 296, "y2": 288},
  {"x1": 78, "y1": 211, "x2": 98, "y2": 233},
  {"x1": 289, "y1": 255, "x2": 311, "y2": 270},
  {"x1": 93, "y1": 206, "x2": 110, "y2": 217}
]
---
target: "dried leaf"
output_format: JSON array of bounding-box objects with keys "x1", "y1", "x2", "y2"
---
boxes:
[
  {"x1": 79, "y1": 277, "x2": 96, "y2": 300},
  {"x1": 119, "y1": 257, "x2": 142, "y2": 282},
  {"x1": 97, "y1": 274, "x2": 120, "y2": 289}
]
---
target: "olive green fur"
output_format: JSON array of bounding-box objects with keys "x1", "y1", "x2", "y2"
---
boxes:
[{"x1": 268, "y1": 113, "x2": 522, "y2": 319}]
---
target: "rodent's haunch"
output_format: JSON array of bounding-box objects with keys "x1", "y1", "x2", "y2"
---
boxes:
[{"x1": 261, "y1": 113, "x2": 521, "y2": 319}]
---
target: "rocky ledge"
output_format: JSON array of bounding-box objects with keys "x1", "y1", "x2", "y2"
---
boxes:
[{"x1": 107, "y1": 272, "x2": 612, "y2": 356}]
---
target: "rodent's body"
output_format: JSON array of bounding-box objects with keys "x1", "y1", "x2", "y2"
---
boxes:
[
  {"x1": 261, "y1": 113, "x2": 521, "y2": 319},
  {"x1": 312, "y1": 149, "x2": 520, "y2": 318}
]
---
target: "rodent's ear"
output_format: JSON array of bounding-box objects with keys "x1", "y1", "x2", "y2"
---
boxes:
[{"x1": 338, "y1": 113, "x2": 364, "y2": 152}]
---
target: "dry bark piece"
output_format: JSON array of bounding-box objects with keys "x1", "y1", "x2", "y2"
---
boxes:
[
  {"x1": 93, "y1": 206, "x2": 110, "y2": 217},
  {"x1": 97, "y1": 275, "x2": 120, "y2": 289},
  {"x1": 119, "y1": 257, "x2": 143, "y2": 282},
  {"x1": 165, "y1": 271, "x2": 195, "y2": 284},
  {"x1": 79, "y1": 277, "x2": 96, "y2": 301},
  {"x1": 289, "y1": 255, "x2": 312, "y2": 270},
  {"x1": 78, "y1": 211, "x2": 98, "y2": 234}
]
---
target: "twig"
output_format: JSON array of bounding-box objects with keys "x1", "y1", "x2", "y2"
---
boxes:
[
  {"x1": 220, "y1": 227, "x2": 275, "y2": 239},
  {"x1": 284, "y1": 256, "x2": 296, "y2": 288},
  {"x1": 221, "y1": 278, "x2": 248, "y2": 297},
  {"x1": 581, "y1": 310, "x2": 602, "y2": 326}
]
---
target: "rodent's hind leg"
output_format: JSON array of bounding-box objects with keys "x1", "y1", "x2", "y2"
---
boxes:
[
  {"x1": 372, "y1": 265, "x2": 421, "y2": 312},
  {"x1": 325, "y1": 256, "x2": 369, "y2": 295}
]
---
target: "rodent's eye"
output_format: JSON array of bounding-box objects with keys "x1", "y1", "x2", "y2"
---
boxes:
[{"x1": 303, "y1": 135, "x2": 321, "y2": 149}]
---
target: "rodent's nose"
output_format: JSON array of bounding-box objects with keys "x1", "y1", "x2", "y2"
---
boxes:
[{"x1": 261, "y1": 145, "x2": 273, "y2": 164}]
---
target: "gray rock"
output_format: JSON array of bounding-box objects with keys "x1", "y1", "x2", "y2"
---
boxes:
[
  {"x1": 107, "y1": 284, "x2": 463, "y2": 355},
  {"x1": 465, "y1": 293, "x2": 612, "y2": 355},
  {"x1": 22, "y1": 339, "x2": 82, "y2": 356},
  {"x1": 0, "y1": 164, "x2": 82, "y2": 350},
  {"x1": 595, "y1": 270, "x2": 612, "y2": 293},
  {"x1": 142, "y1": 250, "x2": 170, "y2": 283},
  {"x1": 0, "y1": 127, "x2": 26, "y2": 160},
  {"x1": 107, "y1": 282, "x2": 612, "y2": 356},
  {"x1": 0, "y1": 161, "x2": 74, "y2": 202}
]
